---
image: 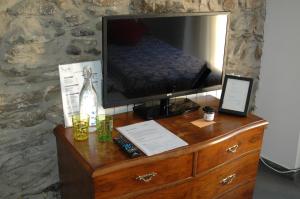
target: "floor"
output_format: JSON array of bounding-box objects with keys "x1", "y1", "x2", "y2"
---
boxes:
[{"x1": 254, "y1": 161, "x2": 300, "y2": 199}]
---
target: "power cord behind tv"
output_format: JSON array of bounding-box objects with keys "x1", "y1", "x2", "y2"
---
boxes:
[{"x1": 260, "y1": 157, "x2": 300, "y2": 174}]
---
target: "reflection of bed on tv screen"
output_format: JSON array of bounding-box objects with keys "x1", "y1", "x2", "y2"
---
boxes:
[
  {"x1": 108, "y1": 35, "x2": 220, "y2": 98},
  {"x1": 104, "y1": 14, "x2": 228, "y2": 107}
]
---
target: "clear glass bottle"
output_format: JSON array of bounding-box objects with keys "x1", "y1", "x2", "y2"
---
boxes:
[{"x1": 79, "y1": 66, "x2": 98, "y2": 130}]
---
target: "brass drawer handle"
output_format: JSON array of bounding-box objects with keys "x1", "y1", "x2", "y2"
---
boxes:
[
  {"x1": 136, "y1": 172, "x2": 157, "y2": 182},
  {"x1": 226, "y1": 144, "x2": 239, "y2": 153},
  {"x1": 220, "y1": 174, "x2": 236, "y2": 185}
]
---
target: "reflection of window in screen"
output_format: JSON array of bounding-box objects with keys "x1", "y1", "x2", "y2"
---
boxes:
[
  {"x1": 222, "y1": 79, "x2": 250, "y2": 112},
  {"x1": 182, "y1": 15, "x2": 227, "y2": 74}
]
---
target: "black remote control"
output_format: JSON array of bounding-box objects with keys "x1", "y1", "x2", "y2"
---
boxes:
[{"x1": 113, "y1": 136, "x2": 142, "y2": 158}]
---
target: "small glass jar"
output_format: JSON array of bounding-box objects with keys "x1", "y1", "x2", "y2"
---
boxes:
[
  {"x1": 72, "y1": 114, "x2": 89, "y2": 141},
  {"x1": 203, "y1": 106, "x2": 215, "y2": 121},
  {"x1": 96, "y1": 114, "x2": 113, "y2": 142}
]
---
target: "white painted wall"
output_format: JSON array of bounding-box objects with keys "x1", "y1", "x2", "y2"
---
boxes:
[{"x1": 255, "y1": 0, "x2": 300, "y2": 169}]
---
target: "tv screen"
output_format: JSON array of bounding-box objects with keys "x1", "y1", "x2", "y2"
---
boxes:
[{"x1": 103, "y1": 13, "x2": 229, "y2": 108}]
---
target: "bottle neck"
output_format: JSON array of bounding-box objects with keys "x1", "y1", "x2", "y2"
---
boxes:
[{"x1": 83, "y1": 77, "x2": 93, "y2": 88}]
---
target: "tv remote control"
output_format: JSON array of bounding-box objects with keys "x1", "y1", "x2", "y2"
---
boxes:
[{"x1": 113, "y1": 136, "x2": 142, "y2": 158}]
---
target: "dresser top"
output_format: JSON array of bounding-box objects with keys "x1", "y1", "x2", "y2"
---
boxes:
[{"x1": 54, "y1": 96, "x2": 267, "y2": 176}]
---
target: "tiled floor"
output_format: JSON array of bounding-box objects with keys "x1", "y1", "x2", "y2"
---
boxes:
[{"x1": 254, "y1": 161, "x2": 300, "y2": 199}]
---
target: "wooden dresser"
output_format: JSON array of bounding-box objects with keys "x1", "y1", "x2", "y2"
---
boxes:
[{"x1": 54, "y1": 96, "x2": 268, "y2": 199}]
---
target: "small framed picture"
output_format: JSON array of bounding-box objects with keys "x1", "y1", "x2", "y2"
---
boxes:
[{"x1": 219, "y1": 75, "x2": 253, "y2": 116}]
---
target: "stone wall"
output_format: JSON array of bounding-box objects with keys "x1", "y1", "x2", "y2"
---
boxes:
[{"x1": 0, "y1": 0, "x2": 265, "y2": 198}]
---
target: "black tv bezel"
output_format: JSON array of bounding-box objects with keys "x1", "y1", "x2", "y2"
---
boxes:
[{"x1": 102, "y1": 12, "x2": 230, "y2": 108}]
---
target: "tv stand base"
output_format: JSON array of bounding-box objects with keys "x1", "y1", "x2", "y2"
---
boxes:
[{"x1": 133, "y1": 98, "x2": 200, "y2": 120}]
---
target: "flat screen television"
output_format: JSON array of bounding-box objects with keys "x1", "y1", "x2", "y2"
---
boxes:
[{"x1": 102, "y1": 13, "x2": 229, "y2": 119}]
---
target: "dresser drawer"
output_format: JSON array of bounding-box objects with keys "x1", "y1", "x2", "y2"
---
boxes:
[
  {"x1": 94, "y1": 154, "x2": 193, "y2": 199},
  {"x1": 196, "y1": 127, "x2": 264, "y2": 174},
  {"x1": 216, "y1": 181, "x2": 255, "y2": 199},
  {"x1": 193, "y1": 151, "x2": 259, "y2": 199},
  {"x1": 132, "y1": 181, "x2": 193, "y2": 199}
]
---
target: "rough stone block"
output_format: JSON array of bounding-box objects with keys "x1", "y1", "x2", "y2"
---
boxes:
[
  {"x1": 0, "y1": 108, "x2": 46, "y2": 129},
  {"x1": 0, "y1": 122, "x2": 59, "y2": 199},
  {"x1": 12, "y1": 71, "x2": 59, "y2": 84},
  {"x1": 5, "y1": 44, "x2": 45, "y2": 65},
  {"x1": 227, "y1": 33, "x2": 262, "y2": 69},
  {"x1": 155, "y1": 0, "x2": 186, "y2": 13},
  {"x1": 72, "y1": 38, "x2": 97, "y2": 47},
  {"x1": 230, "y1": 10, "x2": 254, "y2": 33},
  {"x1": 6, "y1": 17, "x2": 56, "y2": 45},
  {"x1": 177, "y1": 0, "x2": 201, "y2": 12},
  {"x1": 239, "y1": 0, "x2": 266, "y2": 9},
  {"x1": 43, "y1": 19, "x2": 66, "y2": 37},
  {"x1": 241, "y1": 41, "x2": 262, "y2": 67},
  {"x1": 66, "y1": 44, "x2": 82, "y2": 55},
  {"x1": 129, "y1": 0, "x2": 155, "y2": 13},
  {"x1": 70, "y1": 38, "x2": 100, "y2": 55},
  {"x1": 253, "y1": 12, "x2": 265, "y2": 36},
  {"x1": 84, "y1": 48, "x2": 102, "y2": 55},
  {"x1": 208, "y1": 0, "x2": 224, "y2": 11},
  {"x1": 255, "y1": 45, "x2": 263, "y2": 60},
  {"x1": 199, "y1": 0, "x2": 210, "y2": 11},
  {"x1": 85, "y1": 5, "x2": 107, "y2": 16},
  {"x1": 46, "y1": 105, "x2": 64, "y2": 125},
  {"x1": 43, "y1": 19, "x2": 63, "y2": 29},
  {"x1": 64, "y1": 10, "x2": 87, "y2": 27},
  {"x1": 86, "y1": 0, "x2": 130, "y2": 15},
  {"x1": 7, "y1": 0, "x2": 56, "y2": 16},
  {"x1": 55, "y1": 28, "x2": 66, "y2": 37},
  {"x1": 0, "y1": 91, "x2": 43, "y2": 113},
  {"x1": 4, "y1": 78, "x2": 27, "y2": 86},
  {"x1": 223, "y1": 0, "x2": 238, "y2": 11},
  {"x1": 96, "y1": 21, "x2": 102, "y2": 31},
  {"x1": 43, "y1": 85, "x2": 61, "y2": 101},
  {"x1": 84, "y1": 0, "x2": 121, "y2": 7},
  {"x1": 0, "y1": 64, "x2": 30, "y2": 77},
  {"x1": 71, "y1": 27, "x2": 95, "y2": 37},
  {"x1": 56, "y1": 0, "x2": 80, "y2": 10},
  {"x1": 0, "y1": 0, "x2": 18, "y2": 12},
  {"x1": 0, "y1": 12, "x2": 11, "y2": 38}
]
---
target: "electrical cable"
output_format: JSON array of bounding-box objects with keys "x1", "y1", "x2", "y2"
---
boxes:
[{"x1": 260, "y1": 157, "x2": 300, "y2": 174}]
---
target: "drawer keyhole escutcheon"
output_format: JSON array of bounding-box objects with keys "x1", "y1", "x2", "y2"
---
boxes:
[
  {"x1": 226, "y1": 144, "x2": 239, "y2": 153},
  {"x1": 220, "y1": 174, "x2": 236, "y2": 185},
  {"x1": 136, "y1": 172, "x2": 157, "y2": 182}
]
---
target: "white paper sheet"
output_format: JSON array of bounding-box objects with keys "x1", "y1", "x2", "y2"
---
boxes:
[
  {"x1": 59, "y1": 60, "x2": 103, "y2": 127},
  {"x1": 221, "y1": 78, "x2": 250, "y2": 112},
  {"x1": 117, "y1": 120, "x2": 188, "y2": 156}
]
